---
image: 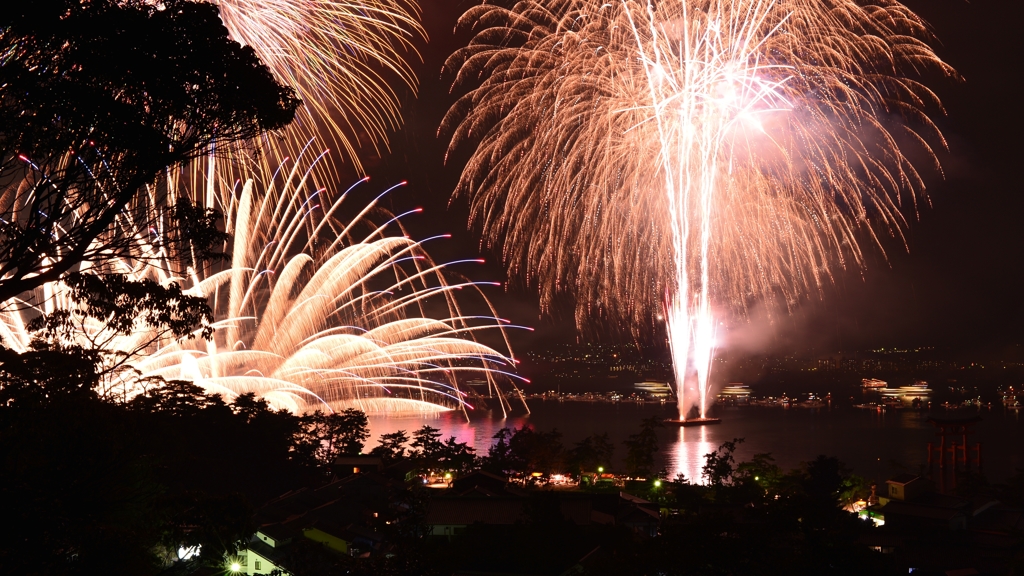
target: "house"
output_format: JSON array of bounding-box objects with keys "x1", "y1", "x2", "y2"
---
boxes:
[
  {"x1": 590, "y1": 492, "x2": 661, "y2": 537},
  {"x1": 383, "y1": 458, "x2": 421, "y2": 483},
  {"x1": 858, "y1": 468, "x2": 1024, "y2": 574},
  {"x1": 883, "y1": 473, "x2": 926, "y2": 502},
  {"x1": 332, "y1": 454, "x2": 383, "y2": 476},
  {"x1": 875, "y1": 473, "x2": 1007, "y2": 533},
  {"x1": 235, "y1": 525, "x2": 296, "y2": 575},
  {"x1": 233, "y1": 471, "x2": 402, "y2": 574},
  {"x1": 425, "y1": 491, "x2": 661, "y2": 538},
  {"x1": 426, "y1": 497, "x2": 529, "y2": 536},
  {"x1": 881, "y1": 498, "x2": 969, "y2": 531},
  {"x1": 877, "y1": 475, "x2": 972, "y2": 531}
]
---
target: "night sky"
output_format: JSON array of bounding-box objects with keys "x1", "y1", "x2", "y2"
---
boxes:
[{"x1": 351, "y1": 0, "x2": 1024, "y2": 358}]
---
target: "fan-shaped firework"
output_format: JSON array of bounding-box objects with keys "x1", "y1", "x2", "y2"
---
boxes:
[
  {"x1": 213, "y1": 0, "x2": 426, "y2": 172},
  {"x1": 443, "y1": 0, "x2": 953, "y2": 417},
  {"x1": 138, "y1": 150, "x2": 527, "y2": 417},
  {"x1": 1, "y1": 149, "x2": 529, "y2": 417}
]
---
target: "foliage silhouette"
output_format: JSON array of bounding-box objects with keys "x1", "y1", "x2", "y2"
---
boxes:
[{"x1": 0, "y1": 0, "x2": 299, "y2": 303}]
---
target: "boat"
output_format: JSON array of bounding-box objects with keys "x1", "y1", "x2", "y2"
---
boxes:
[
  {"x1": 861, "y1": 378, "x2": 887, "y2": 389},
  {"x1": 665, "y1": 418, "x2": 723, "y2": 427},
  {"x1": 881, "y1": 398, "x2": 904, "y2": 410}
]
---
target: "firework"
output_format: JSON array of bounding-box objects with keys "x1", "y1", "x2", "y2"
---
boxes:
[
  {"x1": 1, "y1": 148, "x2": 529, "y2": 417},
  {"x1": 144, "y1": 148, "x2": 529, "y2": 416},
  {"x1": 213, "y1": 0, "x2": 426, "y2": 173},
  {"x1": 443, "y1": 0, "x2": 953, "y2": 417},
  {"x1": 0, "y1": 150, "x2": 186, "y2": 361}
]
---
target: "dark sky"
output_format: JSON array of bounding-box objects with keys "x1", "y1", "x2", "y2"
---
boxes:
[{"x1": 354, "y1": 0, "x2": 1024, "y2": 358}]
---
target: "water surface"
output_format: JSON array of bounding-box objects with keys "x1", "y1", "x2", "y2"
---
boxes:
[{"x1": 367, "y1": 401, "x2": 1023, "y2": 483}]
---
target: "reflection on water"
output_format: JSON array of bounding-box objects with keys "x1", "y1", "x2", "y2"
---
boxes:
[
  {"x1": 669, "y1": 426, "x2": 716, "y2": 483},
  {"x1": 365, "y1": 401, "x2": 1023, "y2": 483}
]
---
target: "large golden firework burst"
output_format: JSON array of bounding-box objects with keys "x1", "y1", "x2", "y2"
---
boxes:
[{"x1": 443, "y1": 0, "x2": 955, "y2": 334}]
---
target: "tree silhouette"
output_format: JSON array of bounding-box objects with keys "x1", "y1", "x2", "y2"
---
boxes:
[
  {"x1": 370, "y1": 430, "x2": 410, "y2": 465},
  {"x1": 295, "y1": 409, "x2": 370, "y2": 468},
  {"x1": 568, "y1": 432, "x2": 615, "y2": 473},
  {"x1": 623, "y1": 417, "x2": 663, "y2": 477},
  {"x1": 0, "y1": 0, "x2": 299, "y2": 303}
]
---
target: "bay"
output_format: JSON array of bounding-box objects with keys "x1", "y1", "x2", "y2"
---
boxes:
[{"x1": 367, "y1": 401, "x2": 1024, "y2": 484}]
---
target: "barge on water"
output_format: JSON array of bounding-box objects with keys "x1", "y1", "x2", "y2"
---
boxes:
[{"x1": 666, "y1": 417, "x2": 722, "y2": 427}]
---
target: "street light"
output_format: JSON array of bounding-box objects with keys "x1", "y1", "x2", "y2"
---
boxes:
[
  {"x1": 229, "y1": 562, "x2": 241, "y2": 572},
  {"x1": 653, "y1": 479, "x2": 662, "y2": 488},
  {"x1": 597, "y1": 466, "x2": 604, "y2": 473}
]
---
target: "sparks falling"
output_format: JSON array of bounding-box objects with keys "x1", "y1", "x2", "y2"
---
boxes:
[
  {"x1": 213, "y1": 0, "x2": 426, "y2": 173},
  {"x1": 444, "y1": 0, "x2": 953, "y2": 418}
]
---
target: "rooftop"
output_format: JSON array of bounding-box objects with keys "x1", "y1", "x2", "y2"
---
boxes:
[{"x1": 887, "y1": 473, "x2": 920, "y2": 485}]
